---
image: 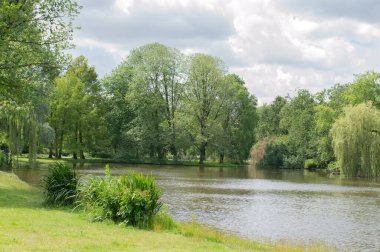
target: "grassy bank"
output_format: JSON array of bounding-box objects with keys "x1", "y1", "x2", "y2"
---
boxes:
[
  {"x1": 17, "y1": 155, "x2": 245, "y2": 168},
  {"x1": 0, "y1": 171, "x2": 333, "y2": 251}
]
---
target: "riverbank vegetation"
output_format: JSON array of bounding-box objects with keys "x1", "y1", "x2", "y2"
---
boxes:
[{"x1": 1, "y1": 0, "x2": 380, "y2": 178}]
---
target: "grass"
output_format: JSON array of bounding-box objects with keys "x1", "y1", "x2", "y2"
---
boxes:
[{"x1": 16, "y1": 155, "x2": 245, "y2": 168}]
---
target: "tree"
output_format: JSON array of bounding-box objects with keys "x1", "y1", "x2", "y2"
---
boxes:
[
  {"x1": 0, "y1": 0, "x2": 79, "y2": 165},
  {"x1": 344, "y1": 71, "x2": 380, "y2": 109},
  {"x1": 185, "y1": 54, "x2": 226, "y2": 164},
  {"x1": 0, "y1": 0, "x2": 79, "y2": 103},
  {"x1": 126, "y1": 43, "x2": 185, "y2": 159},
  {"x1": 211, "y1": 74, "x2": 258, "y2": 163},
  {"x1": 102, "y1": 62, "x2": 135, "y2": 158},
  {"x1": 256, "y1": 96, "x2": 287, "y2": 139},
  {"x1": 49, "y1": 56, "x2": 105, "y2": 159},
  {"x1": 280, "y1": 90, "x2": 316, "y2": 168},
  {"x1": 331, "y1": 103, "x2": 380, "y2": 177}
]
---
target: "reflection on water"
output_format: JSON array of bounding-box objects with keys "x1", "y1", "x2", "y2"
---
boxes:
[{"x1": 11, "y1": 163, "x2": 380, "y2": 251}]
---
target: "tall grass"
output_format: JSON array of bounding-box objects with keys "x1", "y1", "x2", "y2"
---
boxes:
[
  {"x1": 41, "y1": 163, "x2": 78, "y2": 206},
  {"x1": 77, "y1": 165, "x2": 162, "y2": 228}
]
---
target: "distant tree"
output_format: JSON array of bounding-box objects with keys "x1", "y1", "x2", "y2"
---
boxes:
[
  {"x1": 344, "y1": 72, "x2": 380, "y2": 108},
  {"x1": 49, "y1": 56, "x2": 105, "y2": 159},
  {"x1": 126, "y1": 43, "x2": 185, "y2": 159},
  {"x1": 256, "y1": 96, "x2": 287, "y2": 139},
  {"x1": 280, "y1": 90, "x2": 316, "y2": 168},
  {"x1": 185, "y1": 54, "x2": 226, "y2": 164},
  {"x1": 102, "y1": 62, "x2": 135, "y2": 158},
  {"x1": 331, "y1": 103, "x2": 380, "y2": 177},
  {"x1": 211, "y1": 74, "x2": 258, "y2": 163}
]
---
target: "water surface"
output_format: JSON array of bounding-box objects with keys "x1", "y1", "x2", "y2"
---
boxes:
[{"x1": 12, "y1": 163, "x2": 380, "y2": 251}]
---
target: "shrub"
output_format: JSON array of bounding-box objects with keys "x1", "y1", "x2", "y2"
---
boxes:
[
  {"x1": 282, "y1": 155, "x2": 304, "y2": 169},
  {"x1": 78, "y1": 165, "x2": 162, "y2": 228},
  {"x1": 41, "y1": 163, "x2": 78, "y2": 206},
  {"x1": 304, "y1": 159, "x2": 317, "y2": 169}
]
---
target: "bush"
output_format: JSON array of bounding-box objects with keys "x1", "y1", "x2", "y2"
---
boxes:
[
  {"x1": 41, "y1": 163, "x2": 78, "y2": 206},
  {"x1": 78, "y1": 165, "x2": 162, "y2": 228},
  {"x1": 257, "y1": 142, "x2": 286, "y2": 168},
  {"x1": 304, "y1": 159, "x2": 317, "y2": 169},
  {"x1": 282, "y1": 155, "x2": 304, "y2": 169}
]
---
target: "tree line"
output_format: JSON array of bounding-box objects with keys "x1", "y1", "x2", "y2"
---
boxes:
[
  {"x1": 253, "y1": 72, "x2": 380, "y2": 177},
  {"x1": 1, "y1": 0, "x2": 380, "y2": 177},
  {"x1": 46, "y1": 44, "x2": 257, "y2": 164}
]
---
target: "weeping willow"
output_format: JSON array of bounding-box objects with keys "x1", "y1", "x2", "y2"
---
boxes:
[
  {"x1": 0, "y1": 100, "x2": 38, "y2": 167},
  {"x1": 331, "y1": 103, "x2": 380, "y2": 178}
]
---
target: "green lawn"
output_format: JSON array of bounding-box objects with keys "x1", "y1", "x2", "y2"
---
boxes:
[{"x1": 0, "y1": 171, "x2": 267, "y2": 251}]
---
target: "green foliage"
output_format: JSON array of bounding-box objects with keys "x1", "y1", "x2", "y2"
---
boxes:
[
  {"x1": 256, "y1": 96, "x2": 287, "y2": 139},
  {"x1": 257, "y1": 142, "x2": 287, "y2": 168},
  {"x1": 78, "y1": 165, "x2": 162, "y2": 228},
  {"x1": 48, "y1": 56, "x2": 109, "y2": 159},
  {"x1": 0, "y1": 150, "x2": 6, "y2": 167},
  {"x1": 343, "y1": 72, "x2": 380, "y2": 108},
  {"x1": 41, "y1": 163, "x2": 78, "y2": 206},
  {"x1": 153, "y1": 205, "x2": 179, "y2": 232},
  {"x1": 304, "y1": 159, "x2": 317, "y2": 169},
  {"x1": 331, "y1": 103, "x2": 380, "y2": 177},
  {"x1": 280, "y1": 90, "x2": 316, "y2": 167},
  {"x1": 0, "y1": 0, "x2": 79, "y2": 103},
  {"x1": 282, "y1": 155, "x2": 304, "y2": 169}
]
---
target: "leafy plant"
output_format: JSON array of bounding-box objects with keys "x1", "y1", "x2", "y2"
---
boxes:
[
  {"x1": 78, "y1": 165, "x2": 162, "y2": 228},
  {"x1": 41, "y1": 163, "x2": 78, "y2": 206},
  {"x1": 304, "y1": 159, "x2": 317, "y2": 169}
]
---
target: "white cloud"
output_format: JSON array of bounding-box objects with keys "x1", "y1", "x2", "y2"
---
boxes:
[{"x1": 72, "y1": 0, "x2": 380, "y2": 104}]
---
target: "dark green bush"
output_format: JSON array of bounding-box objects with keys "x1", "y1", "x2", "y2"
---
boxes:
[
  {"x1": 257, "y1": 142, "x2": 286, "y2": 168},
  {"x1": 41, "y1": 163, "x2": 78, "y2": 206},
  {"x1": 78, "y1": 165, "x2": 162, "y2": 228}
]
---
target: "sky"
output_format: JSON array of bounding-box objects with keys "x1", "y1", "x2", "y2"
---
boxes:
[{"x1": 71, "y1": 0, "x2": 380, "y2": 104}]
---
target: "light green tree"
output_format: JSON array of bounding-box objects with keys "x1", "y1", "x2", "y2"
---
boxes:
[
  {"x1": 331, "y1": 103, "x2": 380, "y2": 177},
  {"x1": 126, "y1": 43, "x2": 185, "y2": 159},
  {"x1": 185, "y1": 54, "x2": 226, "y2": 164}
]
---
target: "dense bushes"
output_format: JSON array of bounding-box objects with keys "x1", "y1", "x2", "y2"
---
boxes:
[
  {"x1": 77, "y1": 165, "x2": 162, "y2": 228},
  {"x1": 41, "y1": 163, "x2": 78, "y2": 206}
]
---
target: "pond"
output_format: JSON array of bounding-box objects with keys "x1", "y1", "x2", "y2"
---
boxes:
[{"x1": 12, "y1": 163, "x2": 380, "y2": 251}]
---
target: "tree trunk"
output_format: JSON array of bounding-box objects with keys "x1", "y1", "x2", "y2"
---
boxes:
[
  {"x1": 48, "y1": 144, "x2": 53, "y2": 158},
  {"x1": 219, "y1": 153, "x2": 224, "y2": 164},
  {"x1": 58, "y1": 128, "x2": 64, "y2": 159},
  {"x1": 171, "y1": 144, "x2": 178, "y2": 161},
  {"x1": 199, "y1": 142, "x2": 207, "y2": 164},
  {"x1": 149, "y1": 144, "x2": 155, "y2": 159},
  {"x1": 73, "y1": 152, "x2": 77, "y2": 159},
  {"x1": 79, "y1": 131, "x2": 85, "y2": 159}
]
